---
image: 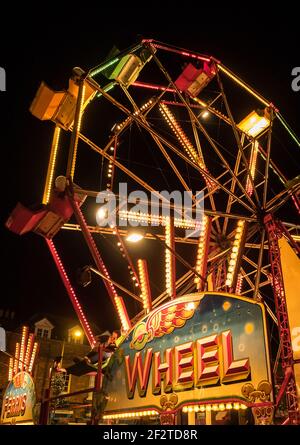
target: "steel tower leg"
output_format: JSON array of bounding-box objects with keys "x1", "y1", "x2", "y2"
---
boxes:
[{"x1": 264, "y1": 213, "x2": 299, "y2": 424}]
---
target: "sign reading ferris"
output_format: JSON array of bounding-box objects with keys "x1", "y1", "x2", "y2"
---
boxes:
[
  {"x1": 103, "y1": 293, "x2": 272, "y2": 413},
  {"x1": 1, "y1": 372, "x2": 36, "y2": 424}
]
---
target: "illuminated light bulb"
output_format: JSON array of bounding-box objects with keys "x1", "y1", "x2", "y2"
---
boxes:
[
  {"x1": 183, "y1": 406, "x2": 188, "y2": 413},
  {"x1": 226, "y1": 403, "x2": 232, "y2": 410},
  {"x1": 206, "y1": 405, "x2": 211, "y2": 412},
  {"x1": 212, "y1": 404, "x2": 218, "y2": 411},
  {"x1": 126, "y1": 233, "x2": 144, "y2": 243},
  {"x1": 8, "y1": 357, "x2": 13, "y2": 380},
  {"x1": 233, "y1": 403, "x2": 240, "y2": 410},
  {"x1": 199, "y1": 405, "x2": 205, "y2": 412},
  {"x1": 185, "y1": 302, "x2": 195, "y2": 310},
  {"x1": 240, "y1": 404, "x2": 247, "y2": 410},
  {"x1": 219, "y1": 403, "x2": 225, "y2": 411},
  {"x1": 201, "y1": 110, "x2": 209, "y2": 118}
]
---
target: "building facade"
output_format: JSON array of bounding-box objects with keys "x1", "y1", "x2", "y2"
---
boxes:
[{"x1": 0, "y1": 313, "x2": 99, "y2": 424}]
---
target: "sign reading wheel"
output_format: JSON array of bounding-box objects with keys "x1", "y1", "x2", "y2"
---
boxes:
[
  {"x1": 103, "y1": 292, "x2": 272, "y2": 415},
  {"x1": 1, "y1": 372, "x2": 36, "y2": 424}
]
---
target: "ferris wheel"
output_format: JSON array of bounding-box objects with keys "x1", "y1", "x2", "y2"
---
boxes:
[{"x1": 6, "y1": 39, "x2": 300, "y2": 423}]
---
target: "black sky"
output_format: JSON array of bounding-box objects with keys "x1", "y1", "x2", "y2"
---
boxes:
[{"x1": 1, "y1": 6, "x2": 299, "y2": 332}]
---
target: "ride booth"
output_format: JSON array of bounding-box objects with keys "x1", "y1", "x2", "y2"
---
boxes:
[{"x1": 100, "y1": 292, "x2": 273, "y2": 425}]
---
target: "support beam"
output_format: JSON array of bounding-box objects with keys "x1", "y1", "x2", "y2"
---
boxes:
[
  {"x1": 66, "y1": 80, "x2": 86, "y2": 180},
  {"x1": 264, "y1": 213, "x2": 299, "y2": 424},
  {"x1": 165, "y1": 217, "x2": 176, "y2": 299},
  {"x1": 46, "y1": 239, "x2": 96, "y2": 347},
  {"x1": 42, "y1": 126, "x2": 61, "y2": 204}
]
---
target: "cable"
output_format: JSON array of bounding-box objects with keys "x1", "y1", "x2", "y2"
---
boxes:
[{"x1": 276, "y1": 112, "x2": 300, "y2": 148}]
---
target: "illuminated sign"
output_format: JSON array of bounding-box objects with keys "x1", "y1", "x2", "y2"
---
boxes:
[
  {"x1": 103, "y1": 292, "x2": 272, "y2": 414},
  {"x1": 1, "y1": 372, "x2": 36, "y2": 424}
]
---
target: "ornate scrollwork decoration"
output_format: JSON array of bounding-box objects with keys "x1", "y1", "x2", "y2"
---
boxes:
[
  {"x1": 160, "y1": 393, "x2": 178, "y2": 411},
  {"x1": 251, "y1": 406, "x2": 274, "y2": 425},
  {"x1": 241, "y1": 380, "x2": 272, "y2": 402}
]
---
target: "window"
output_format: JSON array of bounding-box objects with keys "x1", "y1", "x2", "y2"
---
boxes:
[
  {"x1": 51, "y1": 373, "x2": 71, "y2": 394},
  {"x1": 36, "y1": 328, "x2": 50, "y2": 339},
  {"x1": 63, "y1": 374, "x2": 71, "y2": 393},
  {"x1": 34, "y1": 319, "x2": 54, "y2": 340}
]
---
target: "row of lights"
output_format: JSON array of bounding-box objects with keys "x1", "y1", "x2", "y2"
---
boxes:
[
  {"x1": 114, "y1": 296, "x2": 131, "y2": 333},
  {"x1": 8, "y1": 358, "x2": 13, "y2": 381},
  {"x1": 165, "y1": 218, "x2": 176, "y2": 298},
  {"x1": 106, "y1": 145, "x2": 116, "y2": 191},
  {"x1": 112, "y1": 228, "x2": 140, "y2": 288},
  {"x1": 245, "y1": 141, "x2": 258, "y2": 196},
  {"x1": 107, "y1": 99, "x2": 154, "y2": 191},
  {"x1": 137, "y1": 259, "x2": 152, "y2": 312},
  {"x1": 119, "y1": 210, "x2": 203, "y2": 230},
  {"x1": 13, "y1": 343, "x2": 20, "y2": 376},
  {"x1": 114, "y1": 99, "x2": 154, "y2": 133},
  {"x1": 70, "y1": 84, "x2": 86, "y2": 179},
  {"x1": 159, "y1": 103, "x2": 199, "y2": 162},
  {"x1": 235, "y1": 273, "x2": 243, "y2": 295},
  {"x1": 19, "y1": 326, "x2": 29, "y2": 372},
  {"x1": 48, "y1": 240, "x2": 97, "y2": 347},
  {"x1": 182, "y1": 402, "x2": 248, "y2": 413},
  {"x1": 159, "y1": 103, "x2": 214, "y2": 189},
  {"x1": 103, "y1": 410, "x2": 158, "y2": 420},
  {"x1": 43, "y1": 126, "x2": 61, "y2": 205},
  {"x1": 24, "y1": 334, "x2": 35, "y2": 370},
  {"x1": 194, "y1": 215, "x2": 211, "y2": 291},
  {"x1": 28, "y1": 342, "x2": 39, "y2": 374},
  {"x1": 9, "y1": 329, "x2": 39, "y2": 379},
  {"x1": 225, "y1": 220, "x2": 246, "y2": 288}
]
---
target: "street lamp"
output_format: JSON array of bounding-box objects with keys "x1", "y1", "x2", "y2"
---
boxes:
[
  {"x1": 125, "y1": 228, "x2": 145, "y2": 243},
  {"x1": 126, "y1": 233, "x2": 144, "y2": 243},
  {"x1": 74, "y1": 330, "x2": 82, "y2": 338}
]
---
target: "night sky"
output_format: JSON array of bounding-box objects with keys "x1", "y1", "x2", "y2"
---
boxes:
[{"x1": 1, "y1": 7, "x2": 299, "y2": 334}]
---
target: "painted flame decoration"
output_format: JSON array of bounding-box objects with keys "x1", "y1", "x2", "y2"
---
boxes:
[{"x1": 130, "y1": 296, "x2": 200, "y2": 351}]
